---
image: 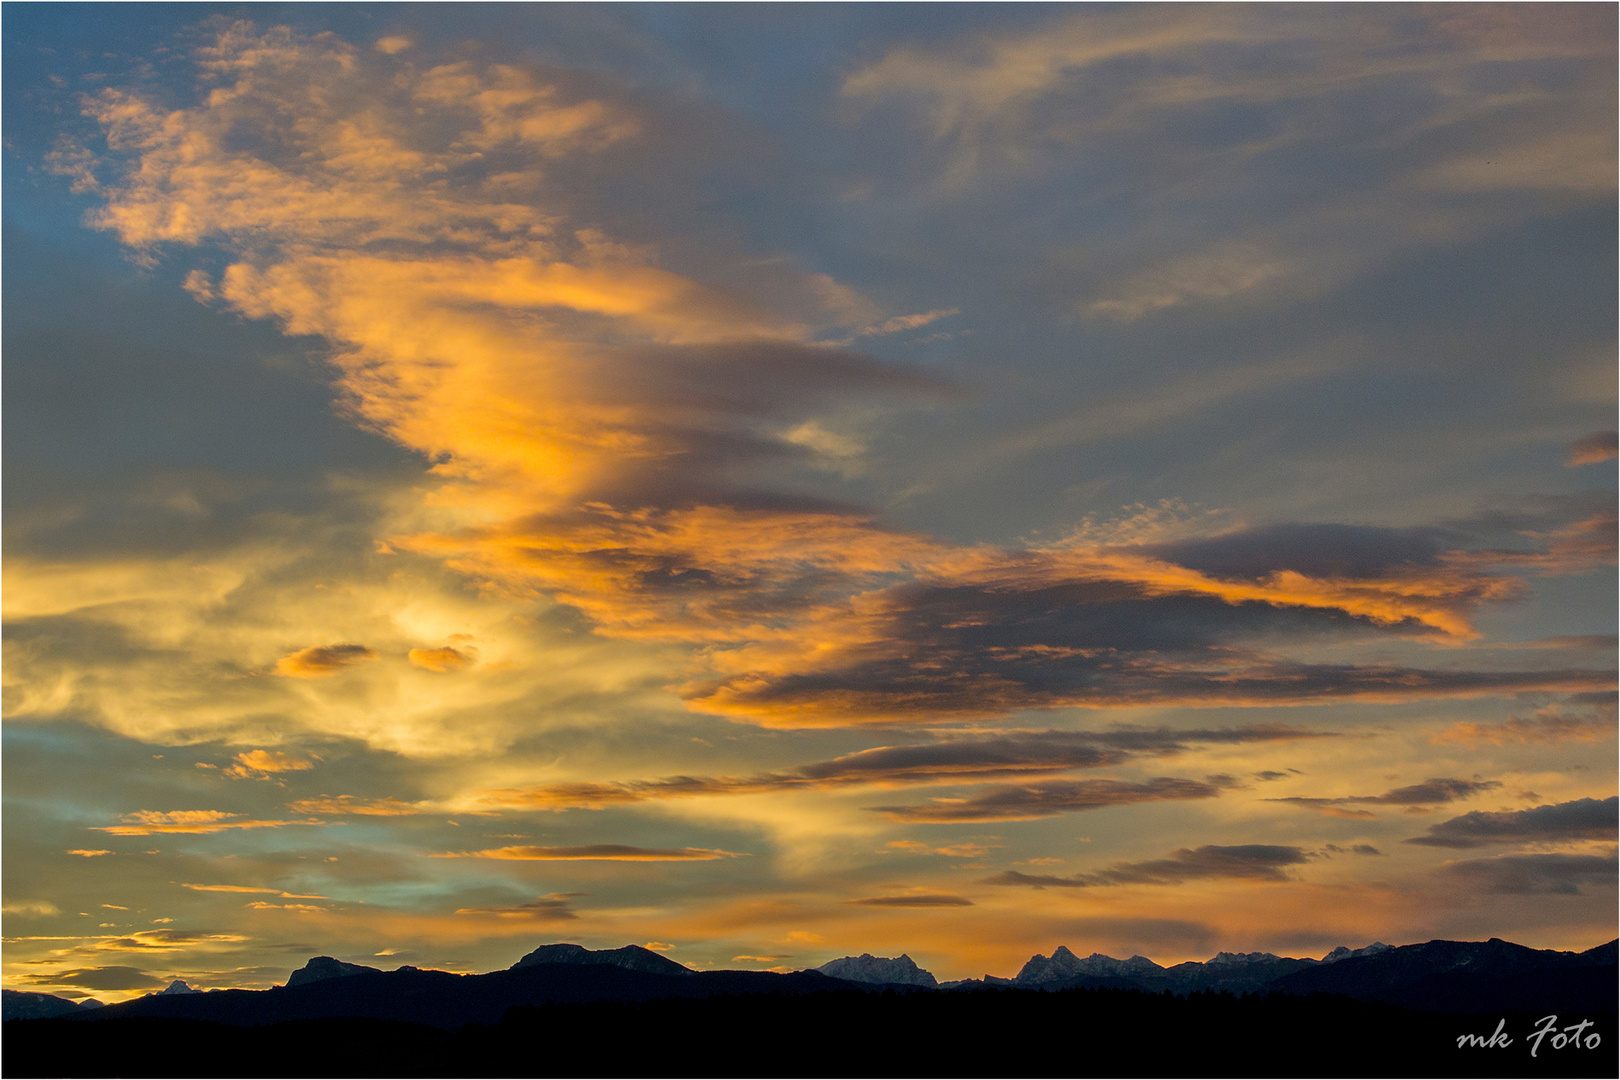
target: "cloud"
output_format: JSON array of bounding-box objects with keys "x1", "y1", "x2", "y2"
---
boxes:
[
  {"x1": 225, "y1": 749, "x2": 314, "y2": 779},
  {"x1": 285, "y1": 795, "x2": 423, "y2": 816},
  {"x1": 1138, "y1": 524, "x2": 1444, "y2": 584},
  {"x1": 841, "y1": 4, "x2": 1616, "y2": 327},
  {"x1": 407, "y1": 646, "x2": 472, "y2": 672},
  {"x1": 1438, "y1": 852, "x2": 1618, "y2": 895},
  {"x1": 847, "y1": 893, "x2": 974, "y2": 908},
  {"x1": 181, "y1": 884, "x2": 327, "y2": 899},
  {"x1": 20, "y1": 966, "x2": 163, "y2": 991},
  {"x1": 473, "y1": 725, "x2": 1331, "y2": 810},
  {"x1": 873, "y1": 776, "x2": 1226, "y2": 823},
  {"x1": 452, "y1": 897, "x2": 578, "y2": 920},
  {"x1": 91, "y1": 810, "x2": 316, "y2": 835},
  {"x1": 985, "y1": 844, "x2": 1309, "y2": 888},
  {"x1": 1567, "y1": 430, "x2": 1618, "y2": 466},
  {"x1": 1404, "y1": 797, "x2": 1619, "y2": 850},
  {"x1": 67, "y1": 850, "x2": 112, "y2": 857},
  {"x1": 860, "y1": 308, "x2": 960, "y2": 336},
  {"x1": 435, "y1": 844, "x2": 737, "y2": 861},
  {"x1": 1433, "y1": 706, "x2": 1616, "y2": 746},
  {"x1": 84, "y1": 929, "x2": 250, "y2": 954},
  {"x1": 1323, "y1": 844, "x2": 1384, "y2": 857},
  {"x1": 1270, "y1": 777, "x2": 1502, "y2": 816},
  {"x1": 273, "y1": 644, "x2": 378, "y2": 679},
  {"x1": 683, "y1": 567, "x2": 1610, "y2": 726},
  {"x1": 54, "y1": 21, "x2": 1613, "y2": 744},
  {"x1": 2, "y1": 900, "x2": 62, "y2": 917},
  {"x1": 469, "y1": 725, "x2": 1315, "y2": 809}
]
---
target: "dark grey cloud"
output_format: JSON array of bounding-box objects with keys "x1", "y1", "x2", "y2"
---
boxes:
[
  {"x1": 691, "y1": 577, "x2": 1615, "y2": 722},
  {"x1": 796, "y1": 735, "x2": 1128, "y2": 784},
  {"x1": 20, "y1": 966, "x2": 162, "y2": 991},
  {"x1": 984, "y1": 844, "x2": 1308, "y2": 888},
  {"x1": 1438, "y1": 853, "x2": 1617, "y2": 895},
  {"x1": 872, "y1": 776, "x2": 1225, "y2": 823},
  {"x1": 847, "y1": 893, "x2": 974, "y2": 907},
  {"x1": 801, "y1": 725, "x2": 1326, "y2": 782},
  {"x1": 1138, "y1": 524, "x2": 1443, "y2": 582},
  {"x1": 605, "y1": 340, "x2": 954, "y2": 417},
  {"x1": 1323, "y1": 843, "x2": 1384, "y2": 857},
  {"x1": 1404, "y1": 796, "x2": 1619, "y2": 849},
  {"x1": 1271, "y1": 777, "x2": 1501, "y2": 817},
  {"x1": 481, "y1": 725, "x2": 1329, "y2": 809}
]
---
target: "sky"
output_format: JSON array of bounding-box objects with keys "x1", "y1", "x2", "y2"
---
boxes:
[{"x1": 3, "y1": 3, "x2": 1616, "y2": 1001}]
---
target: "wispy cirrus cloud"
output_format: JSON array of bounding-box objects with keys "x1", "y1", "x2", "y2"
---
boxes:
[
  {"x1": 848, "y1": 893, "x2": 973, "y2": 908},
  {"x1": 452, "y1": 896, "x2": 579, "y2": 920},
  {"x1": 91, "y1": 810, "x2": 321, "y2": 836},
  {"x1": 1433, "y1": 702, "x2": 1616, "y2": 746},
  {"x1": 286, "y1": 795, "x2": 425, "y2": 817},
  {"x1": 435, "y1": 844, "x2": 738, "y2": 861},
  {"x1": 1269, "y1": 778, "x2": 1502, "y2": 819},
  {"x1": 985, "y1": 844, "x2": 1310, "y2": 888},
  {"x1": 472, "y1": 725, "x2": 1328, "y2": 810},
  {"x1": 873, "y1": 776, "x2": 1227, "y2": 823},
  {"x1": 180, "y1": 884, "x2": 327, "y2": 899}
]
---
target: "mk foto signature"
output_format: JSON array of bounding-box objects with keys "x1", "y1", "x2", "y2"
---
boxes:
[{"x1": 1458, "y1": 1015, "x2": 1603, "y2": 1056}]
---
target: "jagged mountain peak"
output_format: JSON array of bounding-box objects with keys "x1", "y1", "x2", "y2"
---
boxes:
[{"x1": 816, "y1": 953, "x2": 938, "y2": 987}]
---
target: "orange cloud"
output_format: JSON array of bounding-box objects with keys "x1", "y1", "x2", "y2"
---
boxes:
[
  {"x1": 273, "y1": 644, "x2": 378, "y2": 679},
  {"x1": 225, "y1": 750, "x2": 314, "y2": 779},
  {"x1": 408, "y1": 646, "x2": 472, "y2": 672},
  {"x1": 91, "y1": 811, "x2": 317, "y2": 836}
]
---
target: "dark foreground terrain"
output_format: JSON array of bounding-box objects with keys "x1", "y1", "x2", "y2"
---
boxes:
[
  {"x1": 7, "y1": 938, "x2": 1615, "y2": 1077},
  {"x1": 6, "y1": 987, "x2": 1617, "y2": 1078}
]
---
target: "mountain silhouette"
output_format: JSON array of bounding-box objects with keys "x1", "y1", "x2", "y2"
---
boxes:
[
  {"x1": 511, "y1": 942, "x2": 694, "y2": 978},
  {"x1": 5, "y1": 937, "x2": 1615, "y2": 1078}
]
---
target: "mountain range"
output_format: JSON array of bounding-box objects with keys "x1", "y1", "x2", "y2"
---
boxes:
[{"x1": 5, "y1": 935, "x2": 1613, "y2": 1027}]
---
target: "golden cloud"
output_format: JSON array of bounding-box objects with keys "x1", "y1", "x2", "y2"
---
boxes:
[
  {"x1": 225, "y1": 749, "x2": 315, "y2": 779},
  {"x1": 273, "y1": 644, "x2": 378, "y2": 679},
  {"x1": 91, "y1": 811, "x2": 318, "y2": 836},
  {"x1": 60, "y1": 22, "x2": 1613, "y2": 746},
  {"x1": 286, "y1": 795, "x2": 424, "y2": 816},
  {"x1": 408, "y1": 646, "x2": 473, "y2": 672}
]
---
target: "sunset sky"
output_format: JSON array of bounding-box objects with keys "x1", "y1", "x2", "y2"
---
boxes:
[{"x1": 4, "y1": 4, "x2": 1616, "y2": 1001}]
